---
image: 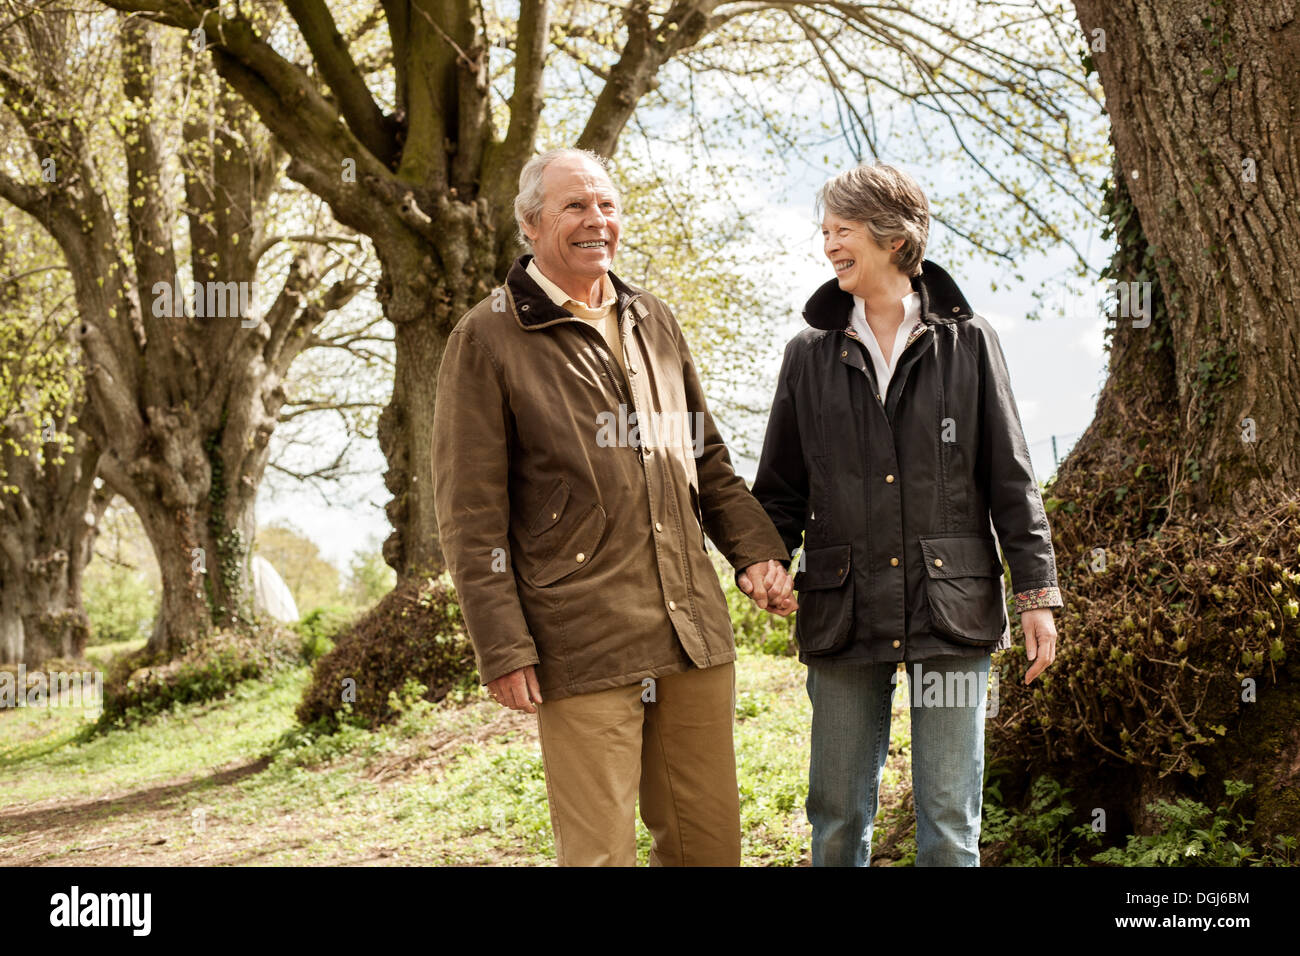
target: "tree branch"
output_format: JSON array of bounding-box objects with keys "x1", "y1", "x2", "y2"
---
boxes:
[
  {"x1": 483, "y1": 0, "x2": 548, "y2": 256},
  {"x1": 284, "y1": 0, "x2": 397, "y2": 167}
]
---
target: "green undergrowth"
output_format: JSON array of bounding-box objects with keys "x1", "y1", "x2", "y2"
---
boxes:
[
  {"x1": 981, "y1": 772, "x2": 1296, "y2": 867},
  {"x1": 1, "y1": 647, "x2": 817, "y2": 865}
]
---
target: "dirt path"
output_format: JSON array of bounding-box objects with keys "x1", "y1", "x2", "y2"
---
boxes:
[{"x1": 0, "y1": 707, "x2": 540, "y2": 867}]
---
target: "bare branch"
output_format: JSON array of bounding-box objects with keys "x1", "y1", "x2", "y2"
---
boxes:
[
  {"x1": 278, "y1": 400, "x2": 383, "y2": 423},
  {"x1": 283, "y1": 0, "x2": 397, "y2": 166}
]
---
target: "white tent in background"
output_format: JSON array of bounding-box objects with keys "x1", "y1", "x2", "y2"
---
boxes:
[{"x1": 252, "y1": 555, "x2": 300, "y2": 623}]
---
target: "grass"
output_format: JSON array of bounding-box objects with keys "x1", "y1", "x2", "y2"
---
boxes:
[{"x1": 0, "y1": 644, "x2": 918, "y2": 866}]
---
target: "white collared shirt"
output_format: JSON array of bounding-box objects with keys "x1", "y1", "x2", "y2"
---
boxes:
[
  {"x1": 525, "y1": 258, "x2": 624, "y2": 374},
  {"x1": 847, "y1": 291, "x2": 923, "y2": 400}
]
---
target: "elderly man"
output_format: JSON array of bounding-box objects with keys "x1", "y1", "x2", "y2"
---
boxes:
[{"x1": 432, "y1": 147, "x2": 794, "y2": 867}]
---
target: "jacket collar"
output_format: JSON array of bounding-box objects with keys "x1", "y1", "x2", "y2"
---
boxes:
[
  {"x1": 802, "y1": 258, "x2": 974, "y2": 331},
  {"x1": 505, "y1": 254, "x2": 644, "y2": 330}
]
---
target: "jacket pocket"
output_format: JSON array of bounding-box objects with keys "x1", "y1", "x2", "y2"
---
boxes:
[
  {"x1": 528, "y1": 479, "x2": 570, "y2": 536},
  {"x1": 918, "y1": 534, "x2": 1007, "y2": 646},
  {"x1": 792, "y1": 543, "x2": 854, "y2": 656},
  {"x1": 525, "y1": 502, "x2": 607, "y2": 587}
]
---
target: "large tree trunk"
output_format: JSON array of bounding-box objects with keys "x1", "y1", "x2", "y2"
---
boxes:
[
  {"x1": 983, "y1": 1, "x2": 1300, "y2": 853},
  {"x1": 373, "y1": 221, "x2": 497, "y2": 578},
  {"x1": 94, "y1": 406, "x2": 261, "y2": 658},
  {"x1": 1073, "y1": 0, "x2": 1300, "y2": 509},
  {"x1": 0, "y1": 575, "x2": 22, "y2": 663},
  {"x1": 0, "y1": 406, "x2": 109, "y2": 666},
  {"x1": 378, "y1": 315, "x2": 449, "y2": 578}
]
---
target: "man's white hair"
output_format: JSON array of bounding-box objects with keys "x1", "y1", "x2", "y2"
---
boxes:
[{"x1": 514, "y1": 148, "x2": 618, "y2": 249}]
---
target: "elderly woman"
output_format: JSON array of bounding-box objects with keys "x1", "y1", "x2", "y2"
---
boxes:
[{"x1": 751, "y1": 162, "x2": 1063, "y2": 866}]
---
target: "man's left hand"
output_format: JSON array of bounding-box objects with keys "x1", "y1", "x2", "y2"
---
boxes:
[{"x1": 1022, "y1": 608, "x2": 1058, "y2": 684}]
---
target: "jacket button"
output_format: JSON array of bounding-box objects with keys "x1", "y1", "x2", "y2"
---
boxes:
[
  {"x1": 876, "y1": 393, "x2": 882, "y2": 402},
  {"x1": 890, "y1": 557, "x2": 899, "y2": 566},
  {"x1": 892, "y1": 640, "x2": 901, "y2": 648},
  {"x1": 521, "y1": 304, "x2": 530, "y2": 311},
  {"x1": 668, "y1": 600, "x2": 677, "y2": 611},
  {"x1": 952, "y1": 306, "x2": 960, "y2": 313},
  {"x1": 841, "y1": 350, "x2": 848, "y2": 357},
  {"x1": 885, "y1": 474, "x2": 895, "y2": 483},
  {"x1": 576, "y1": 552, "x2": 586, "y2": 563},
  {"x1": 551, "y1": 512, "x2": 558, "y2": 520},
  {"x1": 655, "y1": 522, "x2": 663, "y2": 532},
  {"x1": 934, "y1": 558, "x2": 943, "y2": 567}
]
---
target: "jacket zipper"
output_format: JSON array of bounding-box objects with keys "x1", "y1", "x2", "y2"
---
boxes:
[
  {"x1": 883, "y1": 328, "x2": 930, "y2": 409},
  {"x1": 573, "y1": 302, "x2": 698, "y2": 618},
  {"x1": 849, "y1": 325, "x2": 930, "y2": 409},
  {"x1": 571, "y1": 317, "x2": 636, "y2": 441}
]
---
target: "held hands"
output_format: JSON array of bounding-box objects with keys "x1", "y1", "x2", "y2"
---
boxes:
[
  {"x1": 1021, "y1": 608, "x2": 1059, "y2": 684},
  {"x1": 738, "y1": 559, "x2": 798, "y2": 617}
]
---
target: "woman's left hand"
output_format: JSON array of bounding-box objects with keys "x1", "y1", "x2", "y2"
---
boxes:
[{"x1": 1022, "y1": 608, "x2": 1058, "y2": 684}]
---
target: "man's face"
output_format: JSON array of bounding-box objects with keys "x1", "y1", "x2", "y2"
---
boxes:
[
  {"x1": 822, "y1": 210, "x2": 902, "y2": 294},
  {"x1": 523, "y1": 155, "x2": 621, "y2": 288}
]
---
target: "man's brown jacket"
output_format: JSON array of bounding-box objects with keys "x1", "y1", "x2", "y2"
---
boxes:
[{"x1": 432, "y1": 255, "x2": 788, "y2": 701}]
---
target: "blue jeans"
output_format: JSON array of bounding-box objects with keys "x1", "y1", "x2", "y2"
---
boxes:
[{"x1": 805, "y1": 654, "x2": 990, "y2": 866}]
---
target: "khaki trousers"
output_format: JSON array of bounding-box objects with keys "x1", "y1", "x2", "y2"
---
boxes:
[{"x1": 534, "y1": 661, "x2": 741, "y2": 866}]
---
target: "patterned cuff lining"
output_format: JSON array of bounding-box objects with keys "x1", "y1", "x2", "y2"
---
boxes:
[{"x1": 1014, "y1": 586, "x2": 1062, "y2": 613}]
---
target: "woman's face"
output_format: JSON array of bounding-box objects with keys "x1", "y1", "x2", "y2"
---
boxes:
[{"x1": 821, "y1": 210, "x2": 904, "y2": 295}]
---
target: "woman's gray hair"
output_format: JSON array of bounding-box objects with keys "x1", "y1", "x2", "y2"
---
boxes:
[
  {"x1": 514, "y1": 148, "x2": 617, "y2": 249},
  {"x1": 816, "y1": 163, "x2": 930, "y2": 276}
]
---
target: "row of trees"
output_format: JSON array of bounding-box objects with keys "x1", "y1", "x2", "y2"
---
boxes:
[{"x1": 1, "y1": 9, "x2": 370, "y2": 664}]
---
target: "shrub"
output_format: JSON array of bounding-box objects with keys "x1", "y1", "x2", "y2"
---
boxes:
[
  {"x1": 295, "y1": 571, "x2": 477, "y2": 733},
  {"x1": 293, "y1": 604, "x2": 359, "y2": 663},
  {"x1": 1092, "y1": 780, "x2": 1280, "y2": 867},
  {"x1": 979, "y1": 772, "x2": 1294, "y2": 867},
  {"x1": 981, "y1": 771, "x2": 1100, "y2": 866},
  {"x1": 94, "y1": 623, "x2": 302, "y2": 730}
]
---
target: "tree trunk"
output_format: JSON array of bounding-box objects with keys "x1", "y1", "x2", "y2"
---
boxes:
[
  {"x1": 378, "y1": 318, "x2": 449, "y2": 579},
  {"x1": 96, "y1": 406, "x2": 261, "y2": 658},
  {"x1": 1073, "y1": 0, "x2": 1300, "y2": 510},
  {"x1": 128, "y1": 491, "x2": 250, "y2": 658},
  {"x1": 0, "y1": 407, "x2": 108, "y2": 667},
  {"x1": 0, "y1": 575, "x2": 22, "y2": 663},
  {"x1": 982, "y1": 1, "x2": 1300, "y2": 853},
  {"x1": 373, "y1": 222, "x2": 499, "y2": 579}
]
